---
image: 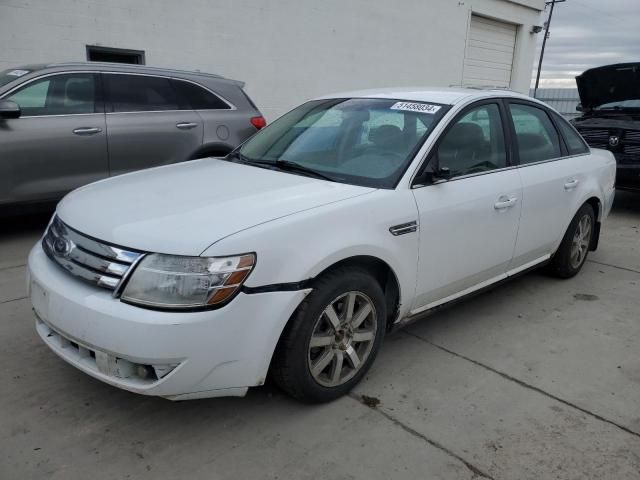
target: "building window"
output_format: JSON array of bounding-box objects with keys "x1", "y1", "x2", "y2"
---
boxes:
[{"x1": 86, "y1": 46, "x2": 145, "y2": 65}]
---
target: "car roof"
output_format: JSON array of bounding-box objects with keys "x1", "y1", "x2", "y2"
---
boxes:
[
  {"x1": 44, "y1": 61, "x2": 225, "y2": 78},
  {"x1": 4, "y1": 62, "x2": 244, "y2": 86},
  {"x1": 314, "y1": 86, "x2": 536, "y2": 106}
]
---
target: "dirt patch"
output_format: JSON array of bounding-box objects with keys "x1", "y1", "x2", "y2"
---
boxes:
[
  {"x1": 574, "y1": 293, "x2": 599, "y2": 301},
  {"x1": 361, "y1": 395, "x2": 381, "y2": 408}
]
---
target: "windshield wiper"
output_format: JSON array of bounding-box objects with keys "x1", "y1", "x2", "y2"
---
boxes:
[
  {"x1": 225, "y1": 150, "x2": 252, "y2": 163},
  {"x1": 271, "y1": 159, "x2": 337, "y2": 182},
  {"x1": 227, "y1": 153, "x2": 336, "y2": 182}
]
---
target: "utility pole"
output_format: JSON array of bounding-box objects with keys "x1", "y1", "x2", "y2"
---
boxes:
[{"x1": 533, "y1": 0, "x2": 566, "y2": 98}]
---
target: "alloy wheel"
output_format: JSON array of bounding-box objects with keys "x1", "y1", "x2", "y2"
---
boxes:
[
  {"x1": 307, "y1": 291, "x2": 377, "y2": 387},
  {"x1": 570, "y1": 214, "x2": 592, "y2": 269}
]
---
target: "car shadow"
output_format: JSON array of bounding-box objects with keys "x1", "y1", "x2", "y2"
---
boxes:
[
  {"x1": 613, "y1": 189, "x2": 640, "y2": 215},
  {"x1": 0, "y1": 208, "x2": 53, "y2": 237}
]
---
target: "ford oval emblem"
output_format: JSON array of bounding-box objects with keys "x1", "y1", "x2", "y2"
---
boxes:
[{"x1": 53, "y1": 237, "x2": 72, "y2": 257}]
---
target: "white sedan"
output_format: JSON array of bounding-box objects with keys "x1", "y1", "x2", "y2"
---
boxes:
[{"x1": 27, "y1": 88, "x2": 616, "y2": 402}]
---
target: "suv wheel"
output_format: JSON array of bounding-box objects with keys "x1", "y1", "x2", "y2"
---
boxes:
[{"x1": 271, "y1": 267, "x2": 386, "y2": 403}]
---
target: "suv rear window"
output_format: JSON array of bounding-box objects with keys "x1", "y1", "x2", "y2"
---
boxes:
[
  {"x1": 105, "y1": 74, "x2": 179, "y2": 112},
  {"x1": 171, "y1": 79, "x2": 230, "y2": 110}
]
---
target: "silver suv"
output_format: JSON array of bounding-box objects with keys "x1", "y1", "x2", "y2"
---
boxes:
[{"x1": 0, "y1": 62, "x2": 264, "y2": 212}]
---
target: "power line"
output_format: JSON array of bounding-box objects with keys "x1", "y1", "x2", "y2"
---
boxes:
[
  {"x1": 572, "y1": 0, "x2": 639, "y2": 28},
  {"x1": 533, "y1": 0, "x2": 567, "y2": 99}
]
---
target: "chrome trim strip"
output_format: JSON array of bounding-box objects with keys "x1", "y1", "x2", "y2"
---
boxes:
[
  {"x1": 54, "y1": 220, "x2": 141, "y2": 263},
  {"x1": 43, "y1": 237, "x2": 120, "y2": 290},
  {"x1": 1, "y1": 69, "x2": 237, "y2": 117},
  {"x1": 113, "y1": 253, "x2": 147, "y2": 298},
  {"x1": 69, "y1": 247, "x2": 129, "y2": 276},
  {"x1": 389, "y1": 221, "x2": 418, "y2": 236},
  {"x1": 100, "y1": 71, "x2": 237, "y2": 111},
  {"x1": 6, "y1": 113, "x2": 104, "y2": 119},
  {"x1": 410, "y1": 152, "x2": 592, "y2": 189},
  {"x1": 43, "y1": 216, "x2": 144, "y2": 292}
]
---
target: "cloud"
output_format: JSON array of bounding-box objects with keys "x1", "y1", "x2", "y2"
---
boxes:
[{"x1": 531, "y1": 0, "x2": 640, "y2": 88}]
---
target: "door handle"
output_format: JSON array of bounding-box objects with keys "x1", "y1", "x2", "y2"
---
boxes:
[
  {"x1": 176, "y1": 122, "x2": 198, "y2": 130},
  {"x1": 494, "y1": 196, "x2": 518, "y2": 210},
  {"x1": 72, "y1": 127, "x2": 102, "y2": 135},
  {"x1": 564, "y1": 179, "x2": 580, "y2": 190}
]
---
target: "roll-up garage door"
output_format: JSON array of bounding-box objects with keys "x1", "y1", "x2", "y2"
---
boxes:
[{"x1": 463, "y1": 15, "x2": 517, "y2": 88}]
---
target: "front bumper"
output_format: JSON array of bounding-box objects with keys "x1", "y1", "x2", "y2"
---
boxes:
[{"x1": 28, "y1": 243, "x2": 310, "y2": 400}]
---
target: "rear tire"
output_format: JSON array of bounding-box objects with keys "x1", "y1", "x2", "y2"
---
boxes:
[
  {"x1": 271, "y1": 267, "x2": 386, "y2": 403},
  {"x1": 548, "y1": 204, "x2": 595, "y2": 278}
]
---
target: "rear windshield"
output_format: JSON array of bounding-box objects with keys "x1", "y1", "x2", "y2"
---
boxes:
[
  {"x1": 239, "y1": 98, "x2": 449, "y2": 188},
  {"x1": 0, "y1": 68, "x2": 35, "y2": 88}
]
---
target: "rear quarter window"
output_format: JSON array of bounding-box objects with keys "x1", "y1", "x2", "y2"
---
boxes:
[
  {"x1": 552, "y1": 112, "x2": 589, "y2": 155},
  {"x1": 172, "y1": 80, "x2": 230, "y2": 110}
]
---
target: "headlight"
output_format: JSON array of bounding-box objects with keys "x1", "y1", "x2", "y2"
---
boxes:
[{"x1": 121, "y1": 253, "x2": 255, "y2": 310}]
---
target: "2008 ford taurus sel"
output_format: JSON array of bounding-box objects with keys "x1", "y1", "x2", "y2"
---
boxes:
[{"x1": 28, "y1": 88, "x2": 616, "y2": 403}]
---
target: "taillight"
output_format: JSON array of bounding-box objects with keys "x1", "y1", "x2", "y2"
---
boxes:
[{"x1": 250, "y1": 116, "x2": 267, "y2": 130}]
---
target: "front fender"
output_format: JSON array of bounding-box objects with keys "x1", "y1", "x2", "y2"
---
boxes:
[{"x1": 201, "y1": 189, "x2": 420, "y2": 319}]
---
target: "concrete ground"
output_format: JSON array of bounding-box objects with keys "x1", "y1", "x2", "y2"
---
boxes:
[{"x1": 2, "y1": 192, "x2": 639, "y2": 480}]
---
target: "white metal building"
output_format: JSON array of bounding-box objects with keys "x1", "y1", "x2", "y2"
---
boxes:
[
  {"x1": 0, "y1": 0, "x2": 544, "y2": 120},
  {"x1": 532, "y1": 88, "x2": 581, "y2": 119}
]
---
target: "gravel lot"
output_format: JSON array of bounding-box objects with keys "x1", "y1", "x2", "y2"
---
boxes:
[{"x1": 2, "y1": 192, "x2": 639, "y2": 480}]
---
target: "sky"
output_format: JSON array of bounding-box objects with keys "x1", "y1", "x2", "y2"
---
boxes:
[{"x1": 531, "y1": 0, "x2": 640, "y2": 89}]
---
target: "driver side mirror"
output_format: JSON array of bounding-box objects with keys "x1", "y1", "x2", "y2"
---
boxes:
[
  {"x1": 576, "y1": 104, "x2": 584, "y2": 113},
  {"x1": 0, "y1": 100, "x2": 21, "y2": 119},
  {"x1": 413, "y1": 163, "x2": 450, "y2": 188},
  {"x1": 432, "y1": 166, "x2": 451, "y2": 183}
]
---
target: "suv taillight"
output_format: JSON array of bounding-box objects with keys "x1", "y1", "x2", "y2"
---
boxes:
[{"x1": 250, "y1": 116, "x2": 267, "y2": 130}]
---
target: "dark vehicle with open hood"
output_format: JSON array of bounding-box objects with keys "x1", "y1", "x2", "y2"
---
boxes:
[{"x1": 572, "y1": 63, "x2": 640, "y2": 191}]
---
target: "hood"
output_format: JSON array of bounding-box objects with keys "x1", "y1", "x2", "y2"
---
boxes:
[
  {"x1": 57, "y1": 159, "x2": 374, "y2": 255},
  {"x1": 576, "y1": 63, "x2": 640, "y2": 110}
]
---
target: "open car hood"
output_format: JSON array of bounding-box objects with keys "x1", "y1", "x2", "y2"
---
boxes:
[{"x1": 576, "y1": 63, "x2": 640, "y2": 110}]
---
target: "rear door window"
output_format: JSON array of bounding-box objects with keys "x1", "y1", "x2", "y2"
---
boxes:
[
  {"x1": 171, "y1": 79, "x2": 230, "y2": 110},
  {"x1": 105, "y1": 74, "x2": 179, "y2": 112},
  {"x1": 509, "y1": 103, "x2": 562, "y2": 164},
  {"x1": 6, "y1": 73, "x2": 99, "y2": 116}
]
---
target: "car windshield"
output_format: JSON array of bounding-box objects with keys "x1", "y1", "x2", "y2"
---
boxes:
[
  {"x1": 0, "y1": 68, "x2": 35, "y2": 88},
  {"x1": 238, "y1": 98, "x2": 449, "y2": 188},
  {"x1": 595, "y1": 99, "x2": 640, "y2": 111}
]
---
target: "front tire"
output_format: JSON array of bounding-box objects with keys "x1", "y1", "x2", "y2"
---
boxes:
[
  {"x1": 271, "y1": 267, "x2": 386, "y2": 403},
  {"x1": 548, "y1": 204, "x2": 595, "y2": 278}
]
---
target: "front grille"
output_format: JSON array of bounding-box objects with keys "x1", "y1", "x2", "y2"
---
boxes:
[
  {"x1": 576, "y1": 128, "x2": 609, "y2": 148},
  {"x1": 625, "y1": 131, "x2": 640, "y2": 143},
  {"x1": 42, "y1": 216, "x2": 144, "y2": 292},
  {"x1": 624, "y1": 144, "x2": 640, "y2": 156},
  {"x1": 576, "y1": 127, "x2": 640, "y2": 164}
]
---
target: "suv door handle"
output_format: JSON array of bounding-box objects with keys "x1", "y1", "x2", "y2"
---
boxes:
[
  {"x1": 176, "y1": 122, "x2": 198, "y2": 130},
  {"x1": 73, "y1": 127, "x2": 102, "y2": 135},
  {"x1": 494, "y1": 196, "x2": 518, "y2": 210},
  {"x1": 564, "y1": 179, "x2": 580, "y2": 190}
]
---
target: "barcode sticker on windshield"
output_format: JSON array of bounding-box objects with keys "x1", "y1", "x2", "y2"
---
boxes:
[
  {"x1": 390, "y1": 102, "x2": 441, "y2": 114},
  {"x1": 7, "y1": 69, "x2": 30, "y2": 77}
]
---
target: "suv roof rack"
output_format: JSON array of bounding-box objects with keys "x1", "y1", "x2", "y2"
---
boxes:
[{"x1": 46, "y1": 62, "x2": 225, "y2": 79}]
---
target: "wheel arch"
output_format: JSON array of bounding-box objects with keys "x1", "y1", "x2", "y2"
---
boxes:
[
  {"x1": 309, "y1": 255, "x2": 402, "y2": 329},
  {"x1": 189, "y1": 142, "x2": 234, "y2": 160},
  {"x1": 584, "y1": 196, "x2": 602, "y2": 251}
]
